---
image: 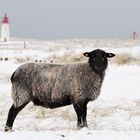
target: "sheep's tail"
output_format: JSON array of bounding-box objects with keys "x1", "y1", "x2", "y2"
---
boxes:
[{"x1": 11, "y1": 71, "x2": 16, "y2": 83}]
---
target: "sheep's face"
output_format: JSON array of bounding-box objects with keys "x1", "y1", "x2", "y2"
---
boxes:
[{"x1": 83, "y1": 49, "x2": 115, "y2": 73}]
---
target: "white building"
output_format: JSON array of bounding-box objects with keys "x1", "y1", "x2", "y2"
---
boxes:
[{"x1": 0, "y1": 14, "x2": 10, "y2": 42}]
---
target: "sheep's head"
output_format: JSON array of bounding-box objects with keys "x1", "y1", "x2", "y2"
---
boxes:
[{"x1": 83, "y1": 49, "x2": 115, "y2": 73}]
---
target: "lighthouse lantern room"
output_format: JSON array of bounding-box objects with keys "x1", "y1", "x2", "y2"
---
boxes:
[{"x1": 1, "y1": 14, "x2": 10, "y2": 42}]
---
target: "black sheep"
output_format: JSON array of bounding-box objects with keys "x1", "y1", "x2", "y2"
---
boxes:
[{"x1": 5, "y1": 49, "x2": 115, "y2": 131}]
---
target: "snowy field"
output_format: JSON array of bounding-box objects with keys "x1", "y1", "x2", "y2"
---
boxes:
[{"x1": 0, "y1": 39, "x2": 140, "y2": 140}]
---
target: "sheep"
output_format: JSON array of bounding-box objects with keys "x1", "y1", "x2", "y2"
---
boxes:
[{"x1": 5, "y1": 49, "x2": 115, "y2": 131}]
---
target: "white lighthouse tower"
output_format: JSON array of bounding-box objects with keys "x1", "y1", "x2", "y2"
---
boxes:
[{"x1": 1, "y1": 14, "x2": 10, "y2": 42}]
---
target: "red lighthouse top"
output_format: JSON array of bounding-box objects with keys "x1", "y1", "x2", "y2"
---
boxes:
[{"x1": 2, "y1": 14, "x2": 9, "y2": 24}]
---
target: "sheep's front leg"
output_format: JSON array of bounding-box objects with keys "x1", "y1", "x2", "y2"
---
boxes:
[
  {"x1": 82, "y1": 103, "x2": 88, "y2": 127},
  {"x1": 73, "y1": 102, "x2": 88, "y2": 128}
]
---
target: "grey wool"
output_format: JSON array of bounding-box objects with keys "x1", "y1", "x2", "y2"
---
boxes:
[{"x1": 12, "y1": 63, "x2": 103, "y2": 107}]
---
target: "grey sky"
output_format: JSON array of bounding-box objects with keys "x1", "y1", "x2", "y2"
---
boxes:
[{"x1": 0, "y1": 0, "x2": 139, "y2": 40}]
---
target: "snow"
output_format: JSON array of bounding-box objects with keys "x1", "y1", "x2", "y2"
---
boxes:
[
  {"x1": 0, "y1": 39, "x2": 140, "y2": 140},
  {"x1": 102, "y1": 65, "x2": 140, "y2": 99},
  {"x1": 0, "y1": 130, "x2": 140, "y2": 140}
]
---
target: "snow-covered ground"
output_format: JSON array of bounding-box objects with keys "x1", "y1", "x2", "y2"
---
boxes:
[{"x1": 0, "y1": 39, "x2": 140, "y2": 140}]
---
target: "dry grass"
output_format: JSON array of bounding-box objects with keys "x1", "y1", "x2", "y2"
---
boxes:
[
  {"x1": 11, "y1": 49, "x2": 140, "y2": 65},
  {"x1": 110, "y1": 53, "x2": 140, "y2": 65},
  {"x1": 92, "y1": 107, "x2": 116, "y2": 118},
  {"x1": 15, "y1": 57, "x2": 33, "y2": 63},
  {"x1": 47, "y1": 53, "x2": 87, "y2": 64},
  {"x1": 49, "y1": 52, "x2": 140, "y2": 65}
]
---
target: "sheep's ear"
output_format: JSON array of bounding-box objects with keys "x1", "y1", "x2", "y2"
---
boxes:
[
  {"x1": 106, "y1": 53, "x2": 115, "y2": 58},
  {"x1": 83, "y1": 52, "x2": 91, "y2": 57}
]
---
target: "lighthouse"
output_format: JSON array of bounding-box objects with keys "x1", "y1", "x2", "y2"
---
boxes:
[{"x1": 1, "y1": 14, "x2": 10, "y2": 42}]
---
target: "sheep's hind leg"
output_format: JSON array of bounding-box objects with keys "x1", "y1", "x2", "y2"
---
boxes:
[
  {"x1": 5, "y1": 103, "x2": 28, "y2": 132},
  {"x1": 73, "y1": 102, "x2": 88, "y2": 128}
]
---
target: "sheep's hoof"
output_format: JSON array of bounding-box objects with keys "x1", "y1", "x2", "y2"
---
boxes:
[
  {"x1": 4, "y1": 125, "x2": 12, "y2": 132},
  {"x1": 77, "y1": 124, "x2": 88, "y2": 129}
]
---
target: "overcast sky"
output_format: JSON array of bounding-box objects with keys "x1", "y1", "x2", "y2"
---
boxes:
[{"x1": 0, "y1": 0, "x2": 140, "y2": 40}]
